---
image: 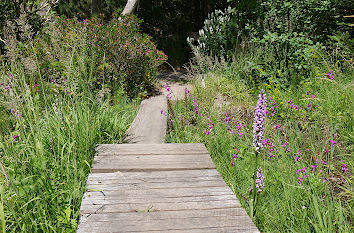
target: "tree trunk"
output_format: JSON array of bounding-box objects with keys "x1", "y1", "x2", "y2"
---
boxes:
[
  {"x1": 91, "y1": 0, "x2": 100, "y2": 16},
  {"x1": 122, "y1": 0, "x2": 140, "y2": 15}
]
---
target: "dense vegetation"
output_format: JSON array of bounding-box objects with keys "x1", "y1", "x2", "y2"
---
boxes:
[
  {"x1": 166, "y1": 0, "x2": 353, "y2": 232},
  {"x1": 0, "y1": 3, "x2": 166, "y2": 231},
  {"x1": 0, "y1": 0, "x2": 352, "y2": 232}
]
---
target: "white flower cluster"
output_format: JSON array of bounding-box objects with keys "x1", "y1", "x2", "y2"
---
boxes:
[{"x1": 193, "y1": 7, "x2": 232, "y2": 53}]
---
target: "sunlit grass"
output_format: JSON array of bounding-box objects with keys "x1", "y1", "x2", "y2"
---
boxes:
[{"x1": 166, "y1": 62, "x2": 353, "y2": 232}]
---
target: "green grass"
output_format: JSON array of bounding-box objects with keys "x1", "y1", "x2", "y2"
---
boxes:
[
  {"x1": 0, "y1": 67, "x2": 137, "y2": 231},
  {"x1": 165, "y1": 59, "x2": 353, "y2": 232},
  {"x1": 0, "y1": 18, "x2": 142, "y2": 230}
]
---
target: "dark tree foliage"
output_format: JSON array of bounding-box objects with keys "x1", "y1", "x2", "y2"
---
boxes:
[
  {"x1": 136, "y1": 0, "x2": 229, "y2": 66},
  {"x1": 55, "y1": 0, "x2": 126, "y2": 19}
]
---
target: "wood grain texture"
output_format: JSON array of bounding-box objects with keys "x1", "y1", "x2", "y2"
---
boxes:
[
  {"x1": 91, "y1": 154, "x2": 216, "y2": 173},
  {"x1": 96, "y1": 143, "x2": 208, "y2": 156},
  {"x1": 77, "y1": 214, "x2": 258, "y2": 232},
  {"x1": 77, "y1": 144, "x2": 259, "y2": 232}
]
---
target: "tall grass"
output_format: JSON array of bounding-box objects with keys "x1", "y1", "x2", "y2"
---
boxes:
[
  {"x1": 166, "y1": 48, "x2": 353, "y2": 232},
  {"x1": 0, "y1": 65, "x2": 137, "y2": 231},
  {"x1": 0, "y1": 16, "x2": 141, "y2": 231}
]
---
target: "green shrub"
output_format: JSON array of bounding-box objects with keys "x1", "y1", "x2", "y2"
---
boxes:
[{"x1": 34, "y1": 14, "x2": 167, "y2": 98}]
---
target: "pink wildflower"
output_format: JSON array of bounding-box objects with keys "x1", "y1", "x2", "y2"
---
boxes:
[
  {"x1": 327, "y1": 71, "x2": 334, "y2": 80},
  {"x1": 307, "y1": 88, "x2": 311, "y2": 95},
  {"x1": 329, "y1": 140, "x2": 336, "y2": 147}
]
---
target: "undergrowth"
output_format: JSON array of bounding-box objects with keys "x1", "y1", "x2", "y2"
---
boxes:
[
  {"x1": 165, "y1": 51, "x2": 353, "y2": 232},
  {"x1": 0, "y1": 11, "x2": 166, "y2": 232}
]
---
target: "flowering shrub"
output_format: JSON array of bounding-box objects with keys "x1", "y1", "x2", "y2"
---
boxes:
[
  {"x1": 188, "y1": 8, "x2": 232, "y2": 57},
  {"x1": 35, "y1": 14, "x2": 167, "y2": 98}
]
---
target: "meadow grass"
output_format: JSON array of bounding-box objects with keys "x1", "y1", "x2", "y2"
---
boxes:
[
  {"x1": 0, "y1": 66, "x2": 137, "y2": 232},
  {"x1": 166, "y1": 54, "x2": 353, "y2": 232},
  {"x1": 0, "y1": 19, "x2": 141, "y2": 230}
]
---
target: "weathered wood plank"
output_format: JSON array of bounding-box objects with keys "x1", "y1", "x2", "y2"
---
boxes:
[
  {"x1": 91, "y1": 154, "x2": 216, "y2": 173},
  {"x1": 88, "y1": 169, "x2": 220, "y2": 180},
  {"x1": 84, "y1": 186, "x2": 233, "y2": 199},
  {"x1": 81, "y1": 193, "x2": 237, "y2": 205},
  {"x1": 77, "y1": 144, "x2": 259, "y2": 232},
  {"x1": 136, "y1": 228, "x2": 259, "y2": 233},
  {"x1": 79, "y1": 208, "x2": 249, "y2": 224},
  {"x1": 96, "y1": 143, "x2": 208, "y2": 156},
  {"x1": 77, "y1": 215, "x2": 258, "y2": 232},
  {"x1": 87, "y1": 174, "x2": 222, "y2": 185},
  {"x1": 86, "y1": 179, "x2": 226, "y2": 190},
  {"x1": 80, "y1": 199, "x2": 240, "y2": 214}
]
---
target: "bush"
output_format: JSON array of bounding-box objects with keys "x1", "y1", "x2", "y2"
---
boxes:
[
  {"x1": 191, "y1": 0, "x2": 353, "y2": 86},
  {"x1": 34, "y1": 13, "x2": 167, "y2": 99}
]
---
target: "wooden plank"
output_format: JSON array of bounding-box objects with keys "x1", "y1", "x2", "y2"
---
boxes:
[
  {"x1": 81, "y1": 193, "x2": 237, "y2": 205},
  {"x1": 79, "y1": 208, "x2": 249, "y2": 224},
  {"x1": 96, "y1": 143, "x2": 208, "y2": 156},
  {"x1": 87, "y1": 176, "x2": 223, "y2": 185},
  {"x1": 81, "y1": 187, "x2": 233, "y2": 199},
  {"x1": 77, "y1": 144, "x2": 259, "y2": 232},
  {"x1": 87, "y1": 173, "x2": 222, "y2": 185},
  {"x1": 88, "y1": 169, "x2": 220, "y2": 181},
  {"x1": 77, "y1": 215, "x2": 258, "y2": 232},
  {"x1": 80, "y1": 199, "x2": 240, "y2": 214},
  {"x1": 91, "y1": 154, "x2": 216, "y2": 173},
  {"x1": 86, "y1": 180, "x2": 227, "y2": 190},
  {"x1": 136, "y1": 228, "x2": 259, "y2": 233}
]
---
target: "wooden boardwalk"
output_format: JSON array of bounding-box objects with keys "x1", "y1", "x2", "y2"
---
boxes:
[{"x1": 77, "y1": 143, "x2": 259, "y2": 233}]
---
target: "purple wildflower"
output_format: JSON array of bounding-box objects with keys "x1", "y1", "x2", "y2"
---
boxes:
[
  {"x1": 12, "y1": 135, "x2": 18, "y2": 141},
  {"x1": 298, "y1": 177, "x2": 304, "y2": 185},
  {"x1": 231, "y1": 159, "x2": 234, "y2": 167},
  {"x1": 310, "y1": 165, "x2": 318, "y2": 173},
  {"x1": 233, "y1": 154, "x2": 238, "y2": 160},
  {"x1": 327, "y1": 71, "x2": 334, "y2": 80},
  {"x1": 329, "y1": 140, "x2": 336, "y2": 147},
  {"x1": 256, "y1": 168, "x2": 265, "y2": 192},
  {"x1": 324, "y1": 149, "x2": 329, "y2": 156},
  {"x1": 307, "y1": 88, "x2": 311, "y2": 95},
  {"x1": 275, "y1": 124, "x2": 279, "y2": 129},
  {"x1": 341, "y1": 163, "x2": 348, "y2": 174},
  {"x1": 252, "y1": 90, "x2": 267, "y2": 152}
]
